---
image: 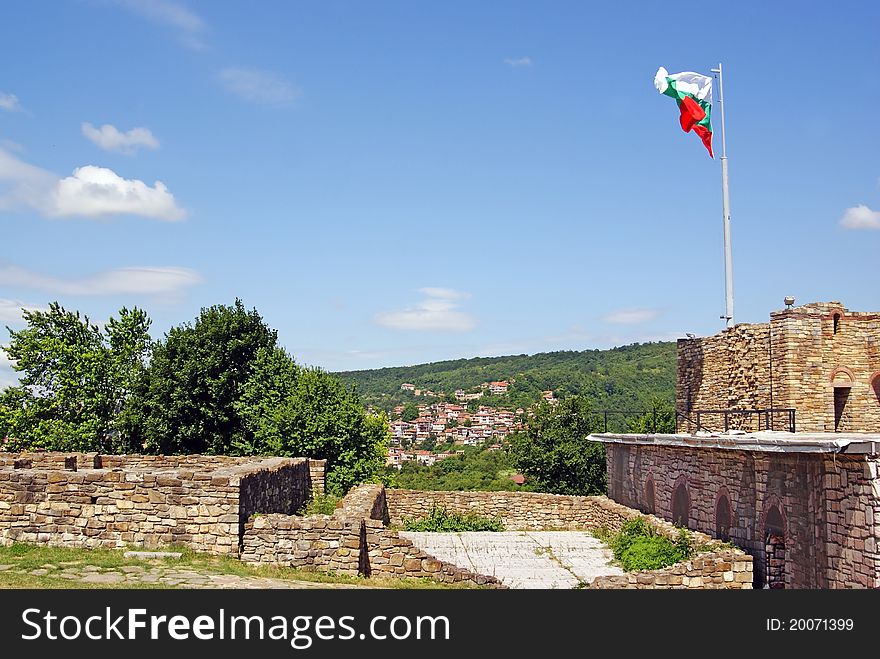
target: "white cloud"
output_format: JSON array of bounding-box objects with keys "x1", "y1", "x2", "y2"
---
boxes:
[
  {"x1": 112, "y1": 0, "x2": 207, "y2": 50},
  {"x1": 0, "y1": 147, "x2": 186, "y2": 220},
  {"x1": 216, "y1": 68, "x2": 301, "y2": 106},
  {"x1": 51, "y1": 165, "x2": 185, "y2": 220},
  {"x1": 0, "y1": 299, "x2": 49, "y2": 323},
  {"x1": 82, "y1": 122, "x2": 160, "y2": 154},
  {"x1": 418, "y1": 287, "x2": 469, "y2": 300},
  {"x1": 504, "y1": 57, "x2": 532, "y2": 68},
  {"x1": 375, "y1": 288, "x2": 476, "y2": 332},
  {"x1": 601, "y1": 308, "x2": 662, "y2": 325},
  {"x1": 840, "y1": 204, "x2": 880, "y2": 230},
  {"x1": 0, "y1": 92, "x2": 22, "y2": 112},
  {"x1": 0, "y1": 264, "x2": 202, "y2": 297}
]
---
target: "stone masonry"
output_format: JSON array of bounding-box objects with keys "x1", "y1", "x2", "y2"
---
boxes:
[
  {"x1": 677, "y1": 301, "x2": 880, "y2": 433},
  {"x1": 241, "y1": 484, "x2": 507, "y2": 587},
  {"x1": 0, "y1": 451, "x2": 752, "y2": 588},
  {"x1": 385, "y1": 488, "x2": 752, "y2": 589},
  {"x1": 0, "y1": 453, "x2": 325, "y2": 554},
  {"x1": 601, "y1": 439, "x2": 880, "y2": 588}
]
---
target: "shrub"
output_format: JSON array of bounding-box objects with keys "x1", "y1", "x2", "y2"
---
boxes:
[
  {"x1": 402, "y1": 505, "x2": 504, "y2": 532},
  {"x1": 298, "y1": 493, "x2": 340, "y2": 516},
  {"x1": 607, "y1": 517, "x2": 693, "y2": 572}
]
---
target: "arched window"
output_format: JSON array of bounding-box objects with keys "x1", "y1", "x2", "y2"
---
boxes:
[
  {"x1": 763, "y1": 504, "x2": 786, "y2": 589},
  {"x1": 644, "y1": 478, "x2": 655, "y2": 515},
  {"x1": 715, "y1": 493, "x2": 732, "y2": 541},
  {"x1": 833, "y1": 313, "x2": 841, "y2": 334},
  {"x1": 872, "y1": 373, "x2": 880, "y2": 406},
  {"x1": 671, "y1": 481, "x2": 690, "y2": 527}
]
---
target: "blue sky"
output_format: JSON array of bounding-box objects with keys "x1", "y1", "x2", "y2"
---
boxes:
[{"x1": 1, "y1": 0, "x2": 878, "y2": 384}]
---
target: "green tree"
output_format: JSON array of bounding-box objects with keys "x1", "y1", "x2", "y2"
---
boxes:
[
  {"x1": 234, "y1": 346, "x2": 388, "y2": 493},
  {"x1": 1, "y1": 303, "x2": 151, "y2": 452},
  {"x1": 507, "y1": 396, "x2": 606, "y2": 495},
  {"x1": 124, "y1": 300, "x2": 276, "y2": 454},
  {"x1": 401, "y1": 403, "x2": 419, "y2": 422},
  {"x1": 626, "y1": 397, "x2": 677, "y2": 434}
]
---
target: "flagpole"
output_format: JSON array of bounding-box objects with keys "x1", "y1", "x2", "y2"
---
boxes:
[{"x1": 711, "y1": 62, "x2": 734, "y2": 328}]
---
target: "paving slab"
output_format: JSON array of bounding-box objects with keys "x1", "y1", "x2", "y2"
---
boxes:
[{"x1": 400, "y1": 531, "x2": 623, "y2": 589}]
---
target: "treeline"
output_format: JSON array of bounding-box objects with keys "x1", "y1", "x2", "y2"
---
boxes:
[
  {"x1": 336, "y1": 342, "x2": 676, "y2": 412},
  {"x1": 0, "y1": 301, "x2": 387, "y2": 493}
]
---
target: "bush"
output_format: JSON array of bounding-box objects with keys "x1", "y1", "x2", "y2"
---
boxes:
[
  {"x1": 402, "y1": 505, "x2": 504, "y2": 532},
  {"x1": 298, "y1": 493, "x2": 340, "y2": 516},
  {"x1": 607, "y1": 518, "x2": 693, "y2": 571}
]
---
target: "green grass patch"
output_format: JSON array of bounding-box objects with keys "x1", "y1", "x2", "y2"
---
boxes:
[
  {"x1": 298, "y1": 492, "x2": 341, "y2": 516},
  {"x1": 0, "y1": 543, "x2": 482, "y2": 589},
  {"x1": 402, "y1": 505, "x2": 504, "y2": 532},
  {"x1": 605, "y1": 518, "x2": 693, "y2": 572}
]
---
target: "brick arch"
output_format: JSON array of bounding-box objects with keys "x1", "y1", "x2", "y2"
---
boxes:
[
  {"x1": 760, "y1": 495, "x2": 787, "y2": 537},
  {"x1": 714, "y1": 486, "x2": 734, "y2": 542},
  {"x1": 760, "y1": 495, "x2": 788, "y2": 589},
  {"x1": 829, "y1": 366, "x2": 855, "y2": 384},
  {"x1": 643, "y1": 474, "x2": 656, "y2": 515},
  {"x1": 827, "y1": 307, "x2": 847, "y2": 325},
  {"x1": 671, "y1": 475, "x2": 690, "y2": 527},
  {"x1": 871, "y1": 372, "x2": 880, "y2": 402}
]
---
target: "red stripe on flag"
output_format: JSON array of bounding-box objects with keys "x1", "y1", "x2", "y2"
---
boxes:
[
  {"x1": 693, "y1": 125, "x2": 714, "y2": 158},
  {"x1": 678, "y1": 95, "x2": 706, "y2": 132}
]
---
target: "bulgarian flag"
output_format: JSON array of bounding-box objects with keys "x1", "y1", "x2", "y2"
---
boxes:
[{"x1": 654, "y1": 67, "x2": 713, "y2": 157}]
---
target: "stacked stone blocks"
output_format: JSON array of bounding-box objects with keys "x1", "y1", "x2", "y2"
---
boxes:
[{"x1": 677, "y1": 302, "x2": 880, "y2": 433}]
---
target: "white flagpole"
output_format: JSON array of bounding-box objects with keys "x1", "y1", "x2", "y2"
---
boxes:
[{"x1": 711, "y1": 62, "x2": 734, "y2": 328}]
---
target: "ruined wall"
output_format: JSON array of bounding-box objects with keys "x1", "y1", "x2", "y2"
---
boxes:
[
  {"x1": 677, "y1": 302, "x2": 880, "y2": 433},
  {"x1": 386, "y1": 489, "x2": 641, "y2": 531},
  {"x1": 605, "y1": 443, "x2": 880, "y2": 588},
  {"x1": 0, "y1": 453, "x2": 319, "y2": 554},
  {"x1": 241, "y1": 483, "x2": 505, "y2": 587},
  {"x1": 590, "y1": 548, "x2": 753, "y2": 589}
]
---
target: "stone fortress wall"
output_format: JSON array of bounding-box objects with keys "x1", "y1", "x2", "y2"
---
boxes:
[
  {"x1": 0, "y1": 452, "x2": 752, "y2": 588},
  {"x1": 0, "y1": 452, "x2": 325, "y2": 555},
  {"x1": 383, "y1": 488, "x2": 752, "y2": 588},
  {"x1": 604, "y1": 441, "x2": 880, "y2": 588},
  {"x1": 677, "y1": 301, "x2": 880, "y2": 433}
]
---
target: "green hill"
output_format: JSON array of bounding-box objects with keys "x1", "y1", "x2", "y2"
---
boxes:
[{"x1": 335, "y1": 342, "x2": 676, "y2": 413}]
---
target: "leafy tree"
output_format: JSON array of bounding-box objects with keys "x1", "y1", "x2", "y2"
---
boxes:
[
  {"x1": 401, "y1": 403, "x2": 419, "y2": 422},
  {"x1": 123, "y1": 300, "x2": 276, "y2": 454},
  {"x1": 507, "y1": 396, "x2": 606, "y2": 495},
  {"x1": 234, "y1": 346, "x2": 388, "y2": 493},
  {"x1": 389, "y1": 446, "x2": 526, "y2": 491},
  {"x1": 627, "y1": 397, "x2": 677, "y2": 433},
  {"x1": 1, "y1": 303, "x2": 151, "y2": 452},
  {"x1": 336, "y1": 342, "x2": 677, "y2": 414}
]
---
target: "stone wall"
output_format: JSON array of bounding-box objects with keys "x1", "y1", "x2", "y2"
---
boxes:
[
  {"x1": 605, "y1": 442, "x2": 880, "y2": 588},
  {"x1": 0, "y1": 453, "x2": 322, "y2": 555},
  {"x1": 386, "y1": 489, "x2": 640, "y2": 531},
  {"x1": 677, "y1": 301, "x2": 880, "y2": 433},
  {"x1": 241, "y1": 483, "x2": 505, "y2": 587},
  {"x1": 590, "y1": 548, "x2": 753, "y2": 589}
]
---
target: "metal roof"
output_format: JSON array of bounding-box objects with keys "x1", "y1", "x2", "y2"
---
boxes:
[{"x1": 588, "y1": 431, "x2": 880, "y2": 454}]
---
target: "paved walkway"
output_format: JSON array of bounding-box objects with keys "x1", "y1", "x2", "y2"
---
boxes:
[
  {"x1": 400, "y1": 531, "x2": 623, "y2": 589},
  {"x1": 0, "y1": 562, "x2": 362, "y2": 589}
]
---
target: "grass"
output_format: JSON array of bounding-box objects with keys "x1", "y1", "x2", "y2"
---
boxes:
[
  {"x1": 594, "y1": 519, "x2": 694, "y2": 572},
  {"x1": 297, "y1": 492, "x2": 341, "y2": 516},
  {"x1": 402, "y1": 505, "x2": 504, "y2": 532},
  {"x1": 0, "y1": 543, "x2": 481, "y2": 590}
]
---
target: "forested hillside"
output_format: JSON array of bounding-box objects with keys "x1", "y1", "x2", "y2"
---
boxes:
[{"x1": 336, "y1": 342, "x2": 676, "y2": 412}]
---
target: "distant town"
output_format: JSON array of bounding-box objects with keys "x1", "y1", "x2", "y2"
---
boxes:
[{"x1": 381, "y1": 380, "x2": 557, "y2": 468}]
